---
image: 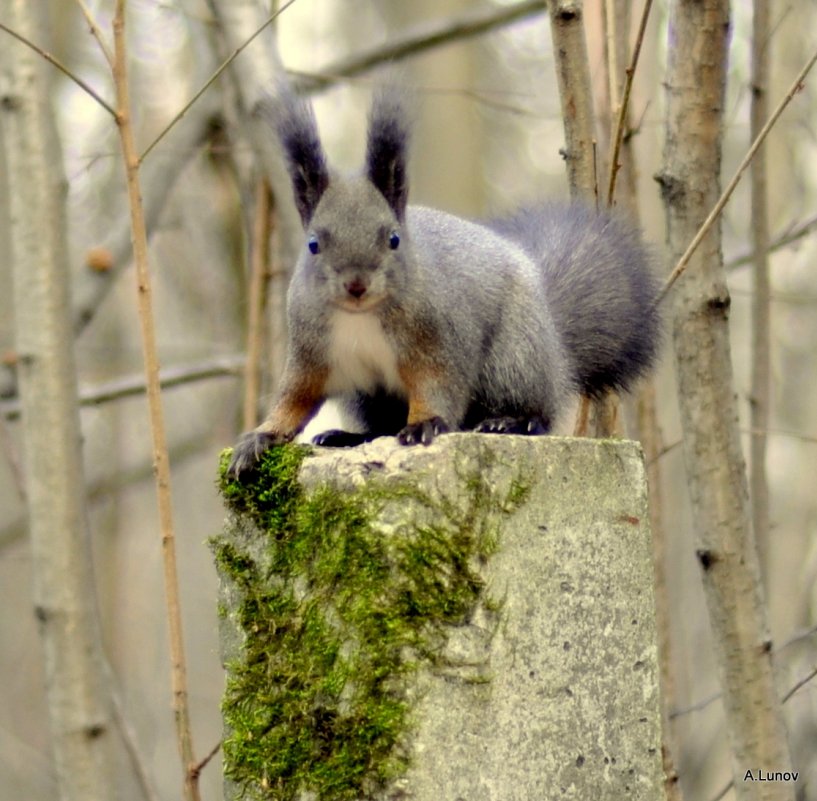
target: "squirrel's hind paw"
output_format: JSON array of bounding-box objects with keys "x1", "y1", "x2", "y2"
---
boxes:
[
  {"x1": 474, "y1": 416, "x2": 549, "y2": 435},
  {"x1": 312, "y1": 429, "x2": 370, "y2": 448},
  {"x1": 397, "y1": 417, "x2": 450, "y2": 446}
]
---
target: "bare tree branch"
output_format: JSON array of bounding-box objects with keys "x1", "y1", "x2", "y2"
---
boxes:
[
  {"x1": 0, "y1": 20, "x2": 116, "y2": 116},
  {"x1": 726, "y1": 212, "x2": 817, "y2": 270},
  {"x1": 109, "y1": 1, "x2": 200, "y2": 797},
  {"x1": 139, "y1": 0, "x2": 299, "y2": 163},
  {"x1": 605, "y1": 0, "x2": 653, "y2": 206},
  {"x1": 67, "y1": 6, "x2": 226, "y2": 347},
  {"x1": 0, "y1": 432, "x2": 214, "y2": 553},
  {"x1": 293, "y1": 0, "x2": 548, "y2": 89},
  {"x1": 189, "y1": 739, "x2": 222, "y2": 783},
  {"x1": 660, "y1": 43, "x2": 817, "y2": 303},
  {"x1": 0, "y1": 410, "x2": 25, "y2": 501},
  {"x1": 0, "y1": 355, "x2": 244, "y2": 420},
  {"x1": 74, "y1": 0, "x2": 115, "y2": 67},
  {"x1": 705, "y1": 663, "x2": 817, "y2": 801},
  {"x1": 107, "y1": 662, "x2": 162, "y2": 801}
]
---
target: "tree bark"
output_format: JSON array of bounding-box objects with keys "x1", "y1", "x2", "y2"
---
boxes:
[
  {"x1": 603, "y1": 5, "x2": 682, "y2": 795},
  {"x1": 548, "y1": 0, "x2": 623, "y2": 437},
  {"x1": 0, "y1": 2, "x2": 116, "y2": 799},
  {"x1": 750, "y1": 0, "x2": 771, "y2": 590},
  {"x1": 658, "y1": 1, "x2": 794, "y2": 798},
  {"x1": 547, "y1": 0, "x2": 597, "y2": 199}
]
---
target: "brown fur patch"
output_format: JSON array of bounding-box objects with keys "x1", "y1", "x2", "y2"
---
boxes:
[
  {"x1": 399, "y1": 363, "x2": 443, "y2": 425},
  {"x1": 262, "y1": 367, "x2": 328, "y2": 435}
]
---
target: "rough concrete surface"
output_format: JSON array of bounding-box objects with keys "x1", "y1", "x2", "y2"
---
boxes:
[{"x1": 219, "y1": 434, "x2": 666, "y2": 801}]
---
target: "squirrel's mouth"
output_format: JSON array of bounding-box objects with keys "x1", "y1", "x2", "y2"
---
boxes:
[{"x1": 333, "y1": 294, "x2": 386, "y2": 313}]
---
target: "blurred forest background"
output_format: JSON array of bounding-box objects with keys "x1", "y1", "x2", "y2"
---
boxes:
[{"x1": 1, "y1": 1, "x2": 816, "y2": 800}]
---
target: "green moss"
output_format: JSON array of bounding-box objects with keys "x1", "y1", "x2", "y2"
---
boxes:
[{"x1": 214, "y1": 442, "x2": 528, "y2": 801}]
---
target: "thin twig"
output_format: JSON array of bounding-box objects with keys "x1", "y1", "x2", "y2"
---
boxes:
[
  {"x1": 606, "y1": 0, "x2": 654, "y2": 206},
  {"x1": 107, "y1": 663, "x2": 162, "y2": 801},
  {"x1": 110, "y1": 2, "x2": 200, "y2": 798},
  {"x1": 726, "y1": 212, "x2": 817, "y2": 270},
  {"x1": 0, "y1": 432, "x2": 211, "y2": 553},
  {"x1": 778, "y1": 623, "x2": 817, "y2": 651},
  {"x1": 648, "y1": 424, "x2": 817, "y2": 470},
  {"x1": 706, "y1": 664, "x2": 817, "y2": 801},
  {"x1": 745, "y1": 426, "x2": 817, "y2": 446},
  {"x1": 74, "y1": 0, "x2": 115, "y2": 68},
  {"x1": 139, "y1": 0, "x2": 299, "y2": 164},
  {"x1": 189, "y1": 739, "x2": 222, "y2": 782},
  {"x1": 0, "y1": 21, "x2": 116, "y2": 117},
  {"x1": 0, "y1": 411, "x2": 26, "y2": 502},
  {"x1": 729, "y1": 287, "x2": 817, "y2": 305},
  {"x1": 144, "y1": 0, "x2": 546, "y2": 164},
  {"x1": 645, "y1": 438, "x2": 683, "y2": 466},
  {"x1": 244, "y1": 181, "x2": 274, "y2": 429},
  {"x1": 604, "y1": 0, "x2": 619, "y2": 113},
  {"x1": 781, "y1": 664, "x2": 817, "y2": 703},
  {"x1": 672, "y1": 654, "x2": 817, "y2": 723},
  {"x1": 659, "y1": 43, "x2": 817, "y2": 303},
  {"x1": 669, "y1": 689, "x2": 722, "y2": 720},
  {"x1": 709, "y1": 778, "x2": 733, "y2": 801}
]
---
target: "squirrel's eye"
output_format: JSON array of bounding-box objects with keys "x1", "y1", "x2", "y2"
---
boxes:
[
  {"x1": 388, "y1": 231, "x2": 400, "y2": 250},
  {"x1": 308, "y1": 235, "x2": 320, "y2": 255}
]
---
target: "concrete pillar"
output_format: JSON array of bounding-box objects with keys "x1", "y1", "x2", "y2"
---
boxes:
[{"x1": 214, "y1": 434, "x2": 666, "y2": 800}]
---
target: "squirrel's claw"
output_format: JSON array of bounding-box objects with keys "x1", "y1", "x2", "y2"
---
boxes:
[
  {"x1": 474, "y1": 416, "x2": 549, "y2": 435},
  {"x1": 397, "y1": 416, "x2": 450, "y2": 446},
  {"x1": 227, "y1": 430, "x2": 289, "y2": 478}
]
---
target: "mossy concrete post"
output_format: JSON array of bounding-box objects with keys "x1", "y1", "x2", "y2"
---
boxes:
[{"x1": 214, "y1": 434, "x2": 666, "y2": 801}]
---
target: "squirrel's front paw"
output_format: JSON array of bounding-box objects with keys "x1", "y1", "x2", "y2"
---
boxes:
[
  {"x1": 397, "y1": 416, "x2": 450, "y2": 446},
  {"x1": 227, "y1": 430, "x2": 290, "y2": 478}
]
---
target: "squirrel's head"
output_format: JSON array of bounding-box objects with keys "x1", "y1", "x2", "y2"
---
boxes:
[{"x1": 261, "y1": 86, "x2": 411, "y2": 313}]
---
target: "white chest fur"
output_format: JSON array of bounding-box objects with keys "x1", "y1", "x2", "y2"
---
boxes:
[{"x1": 325, "y1": 311, "x2": 405, "y2": 395}]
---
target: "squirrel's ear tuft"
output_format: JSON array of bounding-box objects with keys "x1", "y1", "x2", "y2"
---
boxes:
[
  {"x1": 366, "y1": 88, "x2": 411, "y2": 221},
  {"x1": 256, "y1": 84, "x2": 329, "y2": 227}
]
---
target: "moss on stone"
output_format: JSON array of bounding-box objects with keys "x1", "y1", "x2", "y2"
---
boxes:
[{"x1": 214, "y1": 442, "x2": 528, "y2": 801}]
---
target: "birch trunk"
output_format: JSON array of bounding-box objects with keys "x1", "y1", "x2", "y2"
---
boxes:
[
  {"x1": 0, "y1": 2, "x2": 115, "y2": 799},
  {"x1": 658, "y1": 1, "x2": 793, "y2": 797}
]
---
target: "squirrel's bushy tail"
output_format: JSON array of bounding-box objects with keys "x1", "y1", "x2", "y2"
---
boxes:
[{"x1": 490, "y1": 204, "x2": 662, "y2": 397}]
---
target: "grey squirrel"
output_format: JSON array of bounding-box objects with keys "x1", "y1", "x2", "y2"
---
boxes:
[{"x1": 227, "y1": 86, "x2": 661, "y2": 477}]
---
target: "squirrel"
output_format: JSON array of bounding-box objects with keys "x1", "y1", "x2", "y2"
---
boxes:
[{"x1": 227, "y1": 85, "x2": 662, "y2": 477}]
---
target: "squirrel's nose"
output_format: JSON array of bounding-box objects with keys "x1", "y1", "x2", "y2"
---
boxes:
[{"x1": 345, "y1": 279, "x2": 367, "y2": 299}]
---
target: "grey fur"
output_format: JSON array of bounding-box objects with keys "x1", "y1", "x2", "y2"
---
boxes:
[
  {"x1": 489, "y1": 204, "x2": 662, "y2": 397},
  {"x1": 228, "y1": 87, "x2": 661, "y2": 474},
  {"x1": 366, "y1": 87, "x2": 411, "y2": 220},
  {"x1": 255, "y1": 85, "x2": 330, "y2": 225}
]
